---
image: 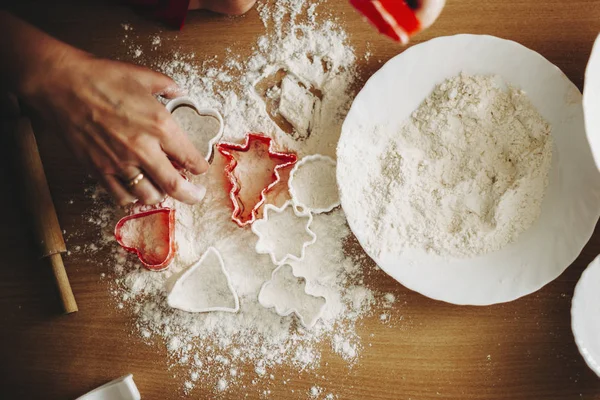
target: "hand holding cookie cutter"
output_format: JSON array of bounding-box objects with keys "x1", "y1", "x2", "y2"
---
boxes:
[
  {"x1": 165, "y1": 96, "x2": 224, "y2": 162},
  {"x1": 114, "y1": 208, "x2": 176, "y2": 271},
  {"x1": 218, "y1": 134, "x2": 297, "y2": 227}
]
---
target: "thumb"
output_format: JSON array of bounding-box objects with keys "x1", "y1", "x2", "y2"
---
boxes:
[{"x1": 134, "y1": 66, "x2": 187, "y2": 98}]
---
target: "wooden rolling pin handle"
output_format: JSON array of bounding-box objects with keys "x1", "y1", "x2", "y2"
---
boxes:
[
  {"x1": 49, "y1": 253, "x2": 78, "y2": 313},
  {"x1": 14, "y1": 118, "x2": 78, "y2": 314}
]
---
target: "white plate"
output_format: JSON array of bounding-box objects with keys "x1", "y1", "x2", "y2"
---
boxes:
[
  {"x1": 572, "y1": 255, "x2": 600, "y2": 377},
  {"x1": 584, "y1": 34, "x2": 600, "y2": 171},
  {"x1": 337, "y1": 34, "x2": 600, "y2": 305}
]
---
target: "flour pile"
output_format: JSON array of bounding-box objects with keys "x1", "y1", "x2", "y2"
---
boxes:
[
  {"x1": 361, "y1": 73, "x2": 553, "y2": 257},
  {"x1": 87, "y1": 1, "x2": 388, "y2": 397}
]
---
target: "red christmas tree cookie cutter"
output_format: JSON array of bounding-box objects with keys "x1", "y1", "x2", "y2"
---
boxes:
[
  {"x1": 114, "y1": 208, "x2": 177, "y2": 271},
  {"x1": 217, "y1": 133, "x2": 297, "y2": 227}
]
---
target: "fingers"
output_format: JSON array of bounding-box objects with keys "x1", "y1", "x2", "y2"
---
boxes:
[
  {"x1": 98, "y1": 173, "x2": 137, "y2": 206},
  {"x1": 131, "y1": 65, "x2": 186, "y2": 98},
  {"x1": 160, "y1": 121, "x2": 209, "y2": 175},
  {"x1": 140, "y1": 149, "x2": 206, "y2": 205},
  {"x1": 121, "y1": 165, "x2": 165, "y2": 205}
]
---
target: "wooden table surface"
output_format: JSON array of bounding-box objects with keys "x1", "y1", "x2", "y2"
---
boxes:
[{"x1": 2, "y1": 1, "x2": 600, "y2": 399}]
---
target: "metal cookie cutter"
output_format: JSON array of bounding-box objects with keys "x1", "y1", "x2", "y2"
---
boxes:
[
  {"x1": 217, "y1": 133, "x2": 297, "y2": 227},
  {"x1": 251, "y1": 200, "x2": 316, "y2": 266},
  {"x1": 114, "y1": 208, "x2": 176, "y2": 271},
  {"x1": 258, "y1": 264, "x2": 326, "y2": 329},
  {"x1": 165, "y1": 96, "x2": 224, "y2": 162},
  {"x1": 167, "y1": 247, "x2": 240, "y2": 313},
  {"x1": 288, "y1": 154, "x2": 340, "y2": 214}
]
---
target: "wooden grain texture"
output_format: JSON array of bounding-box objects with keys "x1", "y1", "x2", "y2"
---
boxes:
[{"x1": 1, "y1": 0, "x2": 600, "y2": 399}]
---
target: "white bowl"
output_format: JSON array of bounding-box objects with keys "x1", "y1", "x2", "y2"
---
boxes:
[
  {"x1": 337, "y1": 34, "x2": 600, "y2": 305},
  {"x1": 572, "y1": 255, "x2": 600, "y2": 377},
  {"x1": 584, "y1": 34, "x2": 600, "y2": 172}
]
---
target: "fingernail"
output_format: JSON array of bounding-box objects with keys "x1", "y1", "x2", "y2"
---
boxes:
[
  {"x1": 165, "y1": 85, "x2": 187, "y2": 97},
  {"x1": 184, "y1": 180, "x2": 206, "y2": 202}
]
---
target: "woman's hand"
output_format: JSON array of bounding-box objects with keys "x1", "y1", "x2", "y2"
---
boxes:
[
  {"x1": 22, "y1": 49, "x2": 209, "y2": 206},
  {"x1": 1, "y1": 12, "x2": 208, "y2": 206}
]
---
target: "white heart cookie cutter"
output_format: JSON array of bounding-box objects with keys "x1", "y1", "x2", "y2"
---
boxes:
[
  {"x1": 251, "y1": 200, "x2": 317, "y2": 266},
  {"x1": 165, "y1": 96, "x2": 224, "y2": 162},
  {"x1": 288, "y1": 154, "x2": 340, "y2": 214},
  {"x1": 167, "y1": 247, "x2": 240, "y2": 313},
  {"x1": 258, "y1": 264, "x2": 326, "y2": 329}
]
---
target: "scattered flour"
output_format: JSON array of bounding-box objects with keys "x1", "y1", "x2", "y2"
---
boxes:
[
  {"x1": 86, "y1": 0, "x2": 387, "y2": 397},
  {"x1": 279, "y1": 74, "x2": 319, "y2": 139},
  {"x1": 355, "y1": 73, "x2": 553, "y2": 258}
]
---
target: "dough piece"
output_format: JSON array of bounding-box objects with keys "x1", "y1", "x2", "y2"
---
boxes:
[{"x1": 279, "y1": 75, "x2": 319, "y2": 139}]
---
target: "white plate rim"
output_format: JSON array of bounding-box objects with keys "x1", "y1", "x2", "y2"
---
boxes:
[
  {"x1": 572, "y1": 254, "x2": 600, "y2": 377},
  {"x1": 583, "y1": 34, "x2": 600, "y2": 172},
  {"x1": 337, "y1": 34, "x2": 600, "y2": 305}
]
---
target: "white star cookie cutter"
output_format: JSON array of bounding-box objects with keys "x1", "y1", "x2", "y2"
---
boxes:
[
  {"x1": 167, "y1": 247, "x2": 240, "y2": 313},
  {"x1": 251, "y1": 200, "x2": 317, "y2": 266},
  {"x1": 258, "y1": 264, "x2": 326, "y2": 329},
  {"x1": 288, "y1": 154, "x2": 340, "y2": 214},
  {"x1": 165, "y1": 96, "x2": 224, "y2": 162}
]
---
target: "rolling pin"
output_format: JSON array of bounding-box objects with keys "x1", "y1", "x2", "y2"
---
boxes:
[{"x1": 13, "y1": 117, "x2": 78, "y2": 314}]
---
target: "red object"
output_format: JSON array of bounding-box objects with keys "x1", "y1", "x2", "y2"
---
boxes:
[
  {"x1": 114, "y1": 208, "x2": 177, "y2": 271},
  {"x1": 217, "y1": 134, "x2": 297, "y2": 228},
  {"x1": 126, "y1": 0, "x2": 190, "y2": 30},
  {"x1": 350, "y1": 0, "x2": 421, "y2": 43}
]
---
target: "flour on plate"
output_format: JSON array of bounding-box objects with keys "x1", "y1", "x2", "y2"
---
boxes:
[{"x1": 361, "y1": 73, "x2": 552, "y2": 257}]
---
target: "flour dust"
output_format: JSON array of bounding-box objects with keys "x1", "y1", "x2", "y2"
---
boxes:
[
  {"x1": 80, "y1": 1, "x2": 396, "y2": 398},
  {"x1": 347, "y1": 73, "x2": 553, "y2": 258}
]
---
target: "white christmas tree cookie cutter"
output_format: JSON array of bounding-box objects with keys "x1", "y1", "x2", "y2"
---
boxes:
[
  {"x1": 167, "y1": 247, "x2": 240, "y2": 313},
  {"x1": 288, "y1": 154, "x2": 340, "y2": 214},
  {"x1": 258, "y1": 264, "x2": 326, "y2": 329},
  {"x1": 165, "y1": 96, "x2": 224, "y2": 162},
  {"x1": 251, "y1": 200, "x2": 317, "y2": 266}
]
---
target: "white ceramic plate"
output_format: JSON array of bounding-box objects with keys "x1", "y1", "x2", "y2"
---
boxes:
[
  {"x1": 572, "y1": 255, "x2": 600, "y2": 377},
  {"x1": 337, "y1": 34, "x2": 600, "y2": 305},
  {"x1": 584, "y1": 34, "x2": 600, "y2": 171}
]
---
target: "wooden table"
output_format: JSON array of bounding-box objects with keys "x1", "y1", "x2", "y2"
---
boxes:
[{"x1": 2, "y1": 1, "x2": 600, "y2": 399}]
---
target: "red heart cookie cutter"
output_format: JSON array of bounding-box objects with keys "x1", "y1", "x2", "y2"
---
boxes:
[
  {"x1": 114, "y1": 208, "x2": 177, "y2": 271},
  {"x1": 217, "y1": 133, "x2": 297, "y2": 227}
]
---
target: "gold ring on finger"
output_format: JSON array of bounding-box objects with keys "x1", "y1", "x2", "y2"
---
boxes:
[{"x1": 127, "y1": 172, "x2": 145, "y2": 188}]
